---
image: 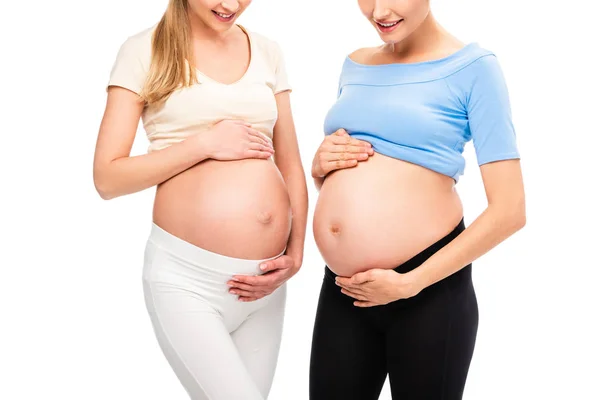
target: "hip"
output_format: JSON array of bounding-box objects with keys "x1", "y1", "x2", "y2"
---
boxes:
[{"x1": 143, "y1": 223, "x2": 286, "y2": 312}]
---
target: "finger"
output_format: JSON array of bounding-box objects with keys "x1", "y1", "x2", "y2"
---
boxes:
[
  {"x1": 232, "y1": 274, "x2": 272, "y2": 286},
  {"x1": 337, "y1": 281, "x2": 367, "y2": 293},
  {"x1": 248, "y1": 135, "x2": 272, "y2": 149},
  {"x1": 320, "y1": 150, "x2": 370, "y2": 162},
  {"x1": 325, "y1": 143, "x2": 372, "y2": 155},
  {"x1": 259, "y1": 256, "x2": 294, "y2": 273},
  {"x1": 351, "y1": 271, "x2": 373, "y2": 285},
  {"x1": 248, "y1": 142, "x2": 275, "y2": 153},
  {"x1": 227, "y1": 281, "x2": 259, "y2": 292},
  {"x1": 333, "y1": 128, "x2": 349, "y2": 137},
  {"x1": 229, "y1": 288, "x2": 262, "y2": 298},
  {"x1": 247, "y1": 129, "x2": 273, "y2": 148},
  {"x1": 341, "y1": 288, "x2": 368, "y2": 301},
  {"x1": 245, "y1": 150, "x2": 274, "y2": 159},
  {"x1": 354, "y1": 301, "x2": 378, "y2": 308},
  {"x1": 335, "y1": 277, "x2": 353, "y2": 286},
  {"x1": 330, "y1": 135, "x2": 372, "y2": 148},
  {"x1": 328, "y1": 159, "x2": 359, "y2": 171},
  {"x1": 247, "y1": 128, "x2": 272, "y2": 144}
]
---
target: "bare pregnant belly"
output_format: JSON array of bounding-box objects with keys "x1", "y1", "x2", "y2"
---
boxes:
[
  {"x1": 153, "y1": 158, "x2": 292, "y2": 259},
  {"x1": 313, "y1": 153, "x2": 464, "y2": 277}
]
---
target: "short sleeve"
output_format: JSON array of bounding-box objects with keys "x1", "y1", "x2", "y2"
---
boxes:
[
  {"x1": 466, "y1": 55, "x2": 520, "y2": 166},
  {"x1": 107, "y1": 35, "x2": 150, "y2": 95},
  {"x1": 270, "y1": 41, "x2": 292, "y2": 94}
]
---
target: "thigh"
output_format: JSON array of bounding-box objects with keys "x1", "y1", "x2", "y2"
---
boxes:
[
  {"x1": 309, "y1": 272, "x2": 387, "y2": 400},
  {"x1": 143, "y1": 279, "x2": 264, "y2": 400},
  {"x1": 387, "y1": 266, "x2": 479, "y2": 400},
  {"x1": 231, "y1": 284, "x2": 287, "y2": 398}
]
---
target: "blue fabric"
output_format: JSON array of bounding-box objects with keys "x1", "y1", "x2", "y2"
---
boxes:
[{"x1": 323, "y1": 43, "x2": 520, "y2": 181}]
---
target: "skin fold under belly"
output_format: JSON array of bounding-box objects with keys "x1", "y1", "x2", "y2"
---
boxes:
[
  {"x1": 153, "y1": 158, "x2": 292, "y2": 260},
  {"x1": 313, "y1": 153, "x2": 464, "y2": 277}
]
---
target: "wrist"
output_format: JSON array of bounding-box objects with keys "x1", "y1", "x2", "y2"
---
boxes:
[
  {"x1": 311, "y1": 158, "x2": 325, "y2": 179},
  {"x1": 284, "y1": 250, "x2": 303, "y2": 270},
  {"x1": 400, "y1": 269, "x2": 428, "y2": 298},
  {"x1": 190, "y1": 133, "x2": 212, "y2": 161}
]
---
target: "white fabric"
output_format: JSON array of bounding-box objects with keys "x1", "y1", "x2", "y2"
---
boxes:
[{"x1": 142, "y1": 223, "x2": 286, "y2": 399}]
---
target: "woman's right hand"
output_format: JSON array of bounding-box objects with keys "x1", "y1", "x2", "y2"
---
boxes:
[
  {"x1": 311, "y1": 129, "x2": 374, "y2": 178},
  {"x1": 199, "y1": 119, "x2": 275, "y2": 161}
]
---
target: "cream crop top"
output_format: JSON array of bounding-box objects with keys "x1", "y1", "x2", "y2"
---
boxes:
[{"x1": 107, "y1": 25, "x2": 291, "y2": 153}]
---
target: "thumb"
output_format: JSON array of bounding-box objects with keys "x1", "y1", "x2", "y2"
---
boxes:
[
  {"x1": 351, "y1": 271, "x2": 371, "y2": 284},
  {"x1": 259, "y1": 256, "x2": 292, "y2": 273},
  {"x1": 334, "y1": 128, "x2": 349, "y2": 136}
]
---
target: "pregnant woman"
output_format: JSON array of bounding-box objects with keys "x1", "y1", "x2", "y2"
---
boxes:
[
  {"x1": 310, "y1": 1, "x2": 525, "y2": 399},
  {"x1": 92, "y1": 1, "x2": 307, "y2": 399}
]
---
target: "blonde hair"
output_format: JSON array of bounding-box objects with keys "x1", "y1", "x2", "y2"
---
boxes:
[{"x1": 140, "y1": 0, "x2": 198, "y2": 105}]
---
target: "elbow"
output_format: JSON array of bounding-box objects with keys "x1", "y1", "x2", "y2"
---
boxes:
[
  {"x1": 94, "y1": 181, "x2": 116, "y2": 200},
  {"x1": 93, "y1": 169, "x2": 117, "y2": 200},
  {"x1": 505, "y1": 199, "x2": 526, "y2": 232},
  {"x1": 513, "y1": 209, "x2": 526, "y2": 231}
]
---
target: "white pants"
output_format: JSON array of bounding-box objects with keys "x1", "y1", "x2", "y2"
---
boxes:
[{"x1": 142, "y1": 223, "x2": 287, "y2": 400}]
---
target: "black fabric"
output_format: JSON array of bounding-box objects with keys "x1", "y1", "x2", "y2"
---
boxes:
[{"x1": 309, "y1": 219, "x2": 479, "y2": 399}]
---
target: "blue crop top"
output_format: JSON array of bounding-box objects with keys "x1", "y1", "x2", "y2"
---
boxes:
[{"x1": 323, "y1": 43, "x2": 520, "y2": 182}]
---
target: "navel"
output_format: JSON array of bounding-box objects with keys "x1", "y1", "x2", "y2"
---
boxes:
[
  {"x1": 256, "y1": 211, "x2": 273, "y2": 224},
  {"x1": 329, "y1": 223, "x2": 342, "y2": 236}
]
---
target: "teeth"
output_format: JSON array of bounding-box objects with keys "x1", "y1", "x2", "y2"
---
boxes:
[
  {"x1": 215, "y1": 11, "x2": 234, "y2": 18},
  {"x1": 377, "y1": 20, "x2": 399, "y2": 27}
]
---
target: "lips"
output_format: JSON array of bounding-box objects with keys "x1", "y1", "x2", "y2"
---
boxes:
[
  {"x1": 212, "y1": 10, "x2": 236, "y2": 22},
  {"x1": 374, "y1": 19, "x2": 403, "y2": 33}
]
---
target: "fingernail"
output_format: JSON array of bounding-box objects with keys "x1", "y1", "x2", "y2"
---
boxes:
[
  {"x1": 260, "y1": 264, "x2": 267, "y2": 270},
  {"x1": 232, "y1": 277, "x2": 240, "y2": 282}
]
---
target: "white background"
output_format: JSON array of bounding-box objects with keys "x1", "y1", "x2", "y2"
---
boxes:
[{"x1": 1, "y1": 0, "x2": 599, "y2": 399}]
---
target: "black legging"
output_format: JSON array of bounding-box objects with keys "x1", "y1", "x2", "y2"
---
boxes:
[{"x1": 309, "y1": 218, "x2": 478, "y2": 400}]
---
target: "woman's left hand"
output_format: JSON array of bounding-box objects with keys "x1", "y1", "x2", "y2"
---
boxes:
[
  {"x1": 335, "y1": 269, "x2": 423, "y2": 307},
  {"x1": 227, "y1": 255, "x2": 300, "y2": 302}
]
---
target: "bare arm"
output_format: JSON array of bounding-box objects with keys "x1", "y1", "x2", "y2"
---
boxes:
[
  {"x1": 93, "y1": 87, "x2": 273, "y2": 200},
  {"x1": 273, "y1": 91, "x2": 309, "y2": 268},
  {"x1": 336, "y1": 158, "x2": 526, "y2": 307},
  {"x1": 226, "y1": 91, "x2": 309, "y2": 302},
  {"x1": 410, "y1": 158, "x2": 526, "y2": 289},
  {"x1": 92, "y1": 87, "x2": 208, "y2": 200}
]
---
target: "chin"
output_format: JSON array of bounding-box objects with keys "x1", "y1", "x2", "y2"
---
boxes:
[{"x1": 379, "y1": 34, "x2": 407, "y2": 45}]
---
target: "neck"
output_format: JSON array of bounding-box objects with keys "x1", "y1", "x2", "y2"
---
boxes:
[
  {"x1": 388, "y1": 12, "x2": 445, "y2": 57},
  {"x1": 187, "y1": 10, "x2": 236, "y2": 43}
]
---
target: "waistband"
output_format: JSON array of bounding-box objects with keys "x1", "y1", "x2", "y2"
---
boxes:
[
  {"x1": 325, "y1": 217, "x2": 466, "y2": 280},
  {"x1": 148, "y1": 223, "x2": 285, "y2": 275}
]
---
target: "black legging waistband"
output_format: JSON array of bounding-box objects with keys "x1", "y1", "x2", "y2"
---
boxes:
[{"x1": 325, "y1": 217, "x2": 465, "y2": 281}]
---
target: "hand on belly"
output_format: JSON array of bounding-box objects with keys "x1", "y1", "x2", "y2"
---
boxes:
[
  {"x1": 334, "y1": 268, "x2": 423, "y2": 307},
  {"x1": 154, "y1": 158, "x2": 292, "y2": 259},
  {"x1": 313, "y1": 153, "x2": 463, "y2": 277}
]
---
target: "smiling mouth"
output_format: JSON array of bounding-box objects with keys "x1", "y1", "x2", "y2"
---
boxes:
[
  {"x1": 374, "y1": 19, "x2": 403, "y2": 31},
  {"x1": 212, "y1": 10, "x2": 236, "y2": 21}
]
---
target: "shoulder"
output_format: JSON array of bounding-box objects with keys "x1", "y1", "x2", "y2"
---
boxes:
[
  {"x1": 347, "y1": 47, "x2": 380, "y2": 64},
  {"x1": 246, "y1": 29, "x2": 285, "y2": 61},
  {"x1": 114, "y1": 24, "x2": 155, "y2": 63},
  {"x1": 446, "y1": 44, "x2": 502, "y2": 82}
]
